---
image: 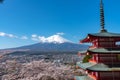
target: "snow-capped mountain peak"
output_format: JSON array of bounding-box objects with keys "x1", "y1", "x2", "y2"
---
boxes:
[{"x1": 38, "y1": 34, "x2": 70, "y2": 43}]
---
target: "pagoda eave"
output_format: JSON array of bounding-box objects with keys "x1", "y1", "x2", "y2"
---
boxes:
[
  {"x1": 80, "y1": 35, "x2": 93, "y2": 43},
  {"x1": 80, "y1": 38, "x2": 90, "y2": 43},
  {"x1": 88, "y1": 32, "x2": 120, "y2": 38},
  {"x1": 88, "y1": 48, "x2": 120, "y2": 54},
  {"x1": 77, "y1": 62, "x2": 120, "y2": 72}
]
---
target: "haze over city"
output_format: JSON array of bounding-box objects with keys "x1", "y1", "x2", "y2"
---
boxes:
[{"x1": 0, "y1": 0, "x2": 120, "y2": 49}]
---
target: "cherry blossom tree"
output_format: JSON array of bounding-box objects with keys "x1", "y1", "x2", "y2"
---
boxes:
[{"x1": 1, "y1": 60, "x2": 74, "y2": 80}]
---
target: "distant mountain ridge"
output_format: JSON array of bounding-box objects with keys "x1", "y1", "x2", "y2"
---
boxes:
[{"x1": 13, "y1": 42, "x2": 88, "y2": 52}]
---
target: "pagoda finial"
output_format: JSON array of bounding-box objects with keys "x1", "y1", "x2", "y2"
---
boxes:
[{"x1": 100, "y1": 0, "x2": 107, "y2": 32}]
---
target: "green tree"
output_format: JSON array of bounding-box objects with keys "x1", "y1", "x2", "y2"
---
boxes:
[{"x1": 82, "y1": 55, "x2": 92, "y2": 63}]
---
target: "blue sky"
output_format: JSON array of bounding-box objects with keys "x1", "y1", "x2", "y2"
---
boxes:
[{"x1": 0, "y1": 0, "x2": 120, "y2": 49}]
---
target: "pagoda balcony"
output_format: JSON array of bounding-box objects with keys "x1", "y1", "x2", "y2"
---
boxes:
[
  {"x1": 89, "y1": 43, "x2": 120, "y2": 49},
  {"x1": 89, "y1": 46, "x2": 120, "y2": 49},
  {"x1": 98, "y1": 61, "x2": 120, "y2": 65},
  {"x1": 99, "y1": 57, "x2": 120, "y2": 63},
  {"x1": 89, "y1": 58, "x2": 120, "y2": 65}
]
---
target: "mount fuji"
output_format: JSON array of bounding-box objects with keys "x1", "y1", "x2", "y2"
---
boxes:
[{"x1": 6, "y1": 34, "x2": 88, "y2": 55}]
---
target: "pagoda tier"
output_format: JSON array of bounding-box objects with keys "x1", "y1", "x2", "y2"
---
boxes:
[
  {"x1": 75, "y1": 34, "x2": 120, "y2": 80},
  {"x1": 76, "y1": 62, "x2": 120, "y2": 80},
  {"x1": 87, "y1": 48, "x2": 120, "y2": 64},
  {"x1": 75, "y1": 30, "x2": 120, "y2": 79},
  {"x1": 75, "y1": 32, "x2": 120, "y2": 80},
  {"x1": 80, "y1": 32, "x2": 120, "y2": 49},
  {"x1": 75, "y1": 0, "x2": 120, "y2": 80}
]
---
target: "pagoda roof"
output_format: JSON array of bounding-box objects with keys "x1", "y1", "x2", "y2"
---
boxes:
[
  {"x1": 75, "y1": 76, "x2": 93, "y2": 80},
  {"x1": 80, "y1": 32, "x2": 120, "y2": 43},
  {"x1": 88, "y1": 32, "x2": 120, "y2": 37},
  {"x1": 77, "y1": 62, "x2": 120, "y2": 71},
  {"x1": 88, "y1": 48, "x2": 120, "y2": 54},
  {"x1": 78, "y1": 50, "x2": 87, "y2": 54},
  {"x1": 77, "y1": 62, "x2": 96, "y2": 70}
]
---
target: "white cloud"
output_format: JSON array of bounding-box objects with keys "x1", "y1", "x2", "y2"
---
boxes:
[
  {"x1": 21, "y1": 36, "x2": 28, "y2": 40},
  {"x1": 31, "y1": 37, "x2": 39, "y2": 41},
  {"x1": 0, "y1": 32, "x2": 6, "y2": 36},
  {"x1": 0, "y1": 32, "x2": 17, "y2": 38},
  {"x1": 31, "y1": 34, "x2": 39, "y2": 41},
  {"x1": 31, "y1": 33, "x2": 70, "y2": 43},
  {"x1": 7, "y1": 34, "x2": 17, "y2": 38},
  {"x1": 31, "y1": 34, "x2": 37, "y2": 38},
  {"x1": 56, "y1": 32, "x2": 64, "y2": 35}
]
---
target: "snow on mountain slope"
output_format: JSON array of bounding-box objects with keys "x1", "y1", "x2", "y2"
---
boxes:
[{"x1": 38, "y1": 34, "x2": 70, "y2": 43}]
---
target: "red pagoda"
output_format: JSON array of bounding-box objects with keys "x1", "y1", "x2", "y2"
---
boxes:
[{"x1": 75, "y1": 0, "x2": 120, "y2": 80}]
